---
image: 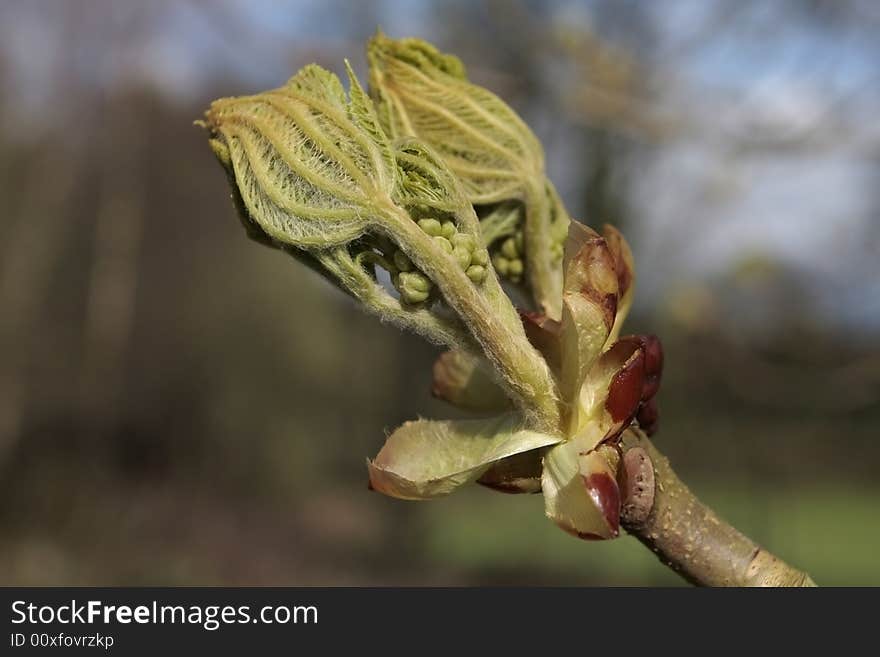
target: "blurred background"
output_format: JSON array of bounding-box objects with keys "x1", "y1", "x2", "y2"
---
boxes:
[{"x1": 1, "y1": 0, "x2": 878, "y2": 586}]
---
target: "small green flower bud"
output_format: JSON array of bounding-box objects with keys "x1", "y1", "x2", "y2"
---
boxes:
[
  {"x1": 453, "y1": 246, "x2": 472, "y2": 269},
  {"x1": 451, "y1": 233, "x2": 475, "y2": 251},
  {"x1": 418, "y1": 218, "x2": 442, "y2": 236},
  {"x1": 393, "y1": 250, "x2": 413, "y2": 272},
  {"x1": 466, "y1": 264, "x2": 486, "y2": 283},
  {"x1": 402, "y1": 288, "x2": 430, "y2": 304},
  {"x1": 433, "y1": 235, "x2": 454, "y2": 253},
  {"x1": 440, "y1": 221, "x2": 456, "y2": 239},
  {"x1": 501, "y1": 236, "x2": 519, "y2": 259},
  {"x1": 492, "y1": 255, "x2": 510, "y2": 276},
  {"x1": 508, "y1": 258, "x2": 524, "y2": 278},
  {"x1": 472, "y1": 248, "x2": 489, "y2": 267},
  {"x1": 403, "y1": 271, "x2": 431, "y2": 292},
  {"x1": 396, "y1": 271, "x2": 432, "y2": 303}
]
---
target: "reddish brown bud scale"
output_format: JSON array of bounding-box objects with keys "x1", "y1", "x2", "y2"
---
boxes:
[
  {"x1": 636, "y1": 397, "x2": 659, "y2": 435},
  {"x1": 641, "y1": 377, "x2": 661, "y2": 404},
  {"x1": 640, "y1": 334, "x2": 663, "y2": 401},
  {"x1": 478, "y1": 479, "x2": 541, "y2": 494},
  {"x1": 605, "y1": 348, "x2": 646, "y2": 423},
  {"x1": 582, "y1": 472, "x2": 621, "y2": 537},
  {"x1": 557, "y1": 525, "x2": 605, "y2": 541},
  {"x1": 518, "y1": 309, "x2": 561, "y2": 335},
  {"x1": 642, "y1": 334, "x2": 664, "y2": 378},
  {"x1": 518, "y1": 309, "x2": 563, "y2": 373},
  {"x1": 602, "y1": 224, "x2": 635, "y2": 301},
  {"x1": 610, "y1": 335, "x2": 663, "y2": 435}
]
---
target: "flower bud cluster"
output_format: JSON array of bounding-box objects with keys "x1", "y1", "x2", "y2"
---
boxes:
[
  {"x1": 491, "y1": 231, "x2": 525, "y2": 283},
  {"x1": 490, "y1": 225, "x2": 565, "y2": 285},
  {"x1": 390, "y1": 218, "x2": 489, "y2": 304}
]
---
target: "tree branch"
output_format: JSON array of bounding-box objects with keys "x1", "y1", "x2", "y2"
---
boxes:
[{"x1": 618, "y1": 429, "x2": 816, "y2": 587}]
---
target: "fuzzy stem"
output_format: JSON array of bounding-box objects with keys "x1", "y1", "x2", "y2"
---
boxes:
[
  {"x1": 618, "y1": 430, "x2": 817, "y2": 587},
  {"x1": 523, "y1": 181, "x2": 562, "y2": 320},
  {"x1": 380, "y1": 206, "x2": 561, "y2": 433}
]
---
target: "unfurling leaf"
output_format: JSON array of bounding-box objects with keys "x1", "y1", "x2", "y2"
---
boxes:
[
  {"x1": 602, "y1": 224, "x2": 636, "y2": 343},
  {"x1": 368, "y1": 32, "x2": 569, "y2": 316},
  {"x1": 559, "y1": 222, "x2": 619, "y2": 421},
  {"x1": 202, "y1": 61, "x2": 562, "y2": 428},
  {"x1": 204, "y1": 64, "x2": 394, "y2": 248},
  {"x1": 368, "y1": 415, "x2": 562, "y2": 500},
  {"x1": 368, "y1": 33, "x2": 543, "y2": 203}
]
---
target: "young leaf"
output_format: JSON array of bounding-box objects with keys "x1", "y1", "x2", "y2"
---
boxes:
[
  {"x1": 602, "y1": 224, "x2": 636, "y2": 345},
  {"x1": 204, "y1": 65, "x2": 396, "y2": 248},
  {"x1": 559, "y1": 222, "x2": 619, "y2": 426},
  {"x1": 392, "y1": 139, "x2": 469, "y2": 213},
  {"x1": 368, "y1": 33, "x2": 543, "y2": 204},
  {"x1": 368, "y1": 33, "x2": 565, "y2": 316},
  {"x1": 203, "y1": 62, "x2": 562, "y2": 429},
  {"x1": 367, "y1": 414, "x2": 562, "y2": 500}
]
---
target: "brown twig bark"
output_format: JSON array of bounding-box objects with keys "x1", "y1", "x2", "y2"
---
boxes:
[{"x1": 618, "y1": 429, "x2": 816, "y2": 587}]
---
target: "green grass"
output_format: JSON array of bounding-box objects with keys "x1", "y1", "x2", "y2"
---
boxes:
[{"x1": 415, "y1": 481, "x2": 880, "y2": 586}]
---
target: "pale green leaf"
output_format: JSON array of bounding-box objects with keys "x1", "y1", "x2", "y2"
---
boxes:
[
  {"x1": 368, "y1": 414, "x2": 562, "y2": 500},
  {"x1": 392, "y1": 139, "x2": 468, "y2": 213},
  {"x1": 203, "y1": 54, "x2": 564, "y2": 430},
  {"x1": 204, "y1": 64, "x2": 398, "y2": 249},
  {"x1": 368, "y1": 33, "x2": 543, "y2": 205},
  {"x1": 344, "y1": 60, "x2": 397, "y2": 189},
  {"x1": 368, "y1": 34, "x2": 566, "y2": 316}
]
